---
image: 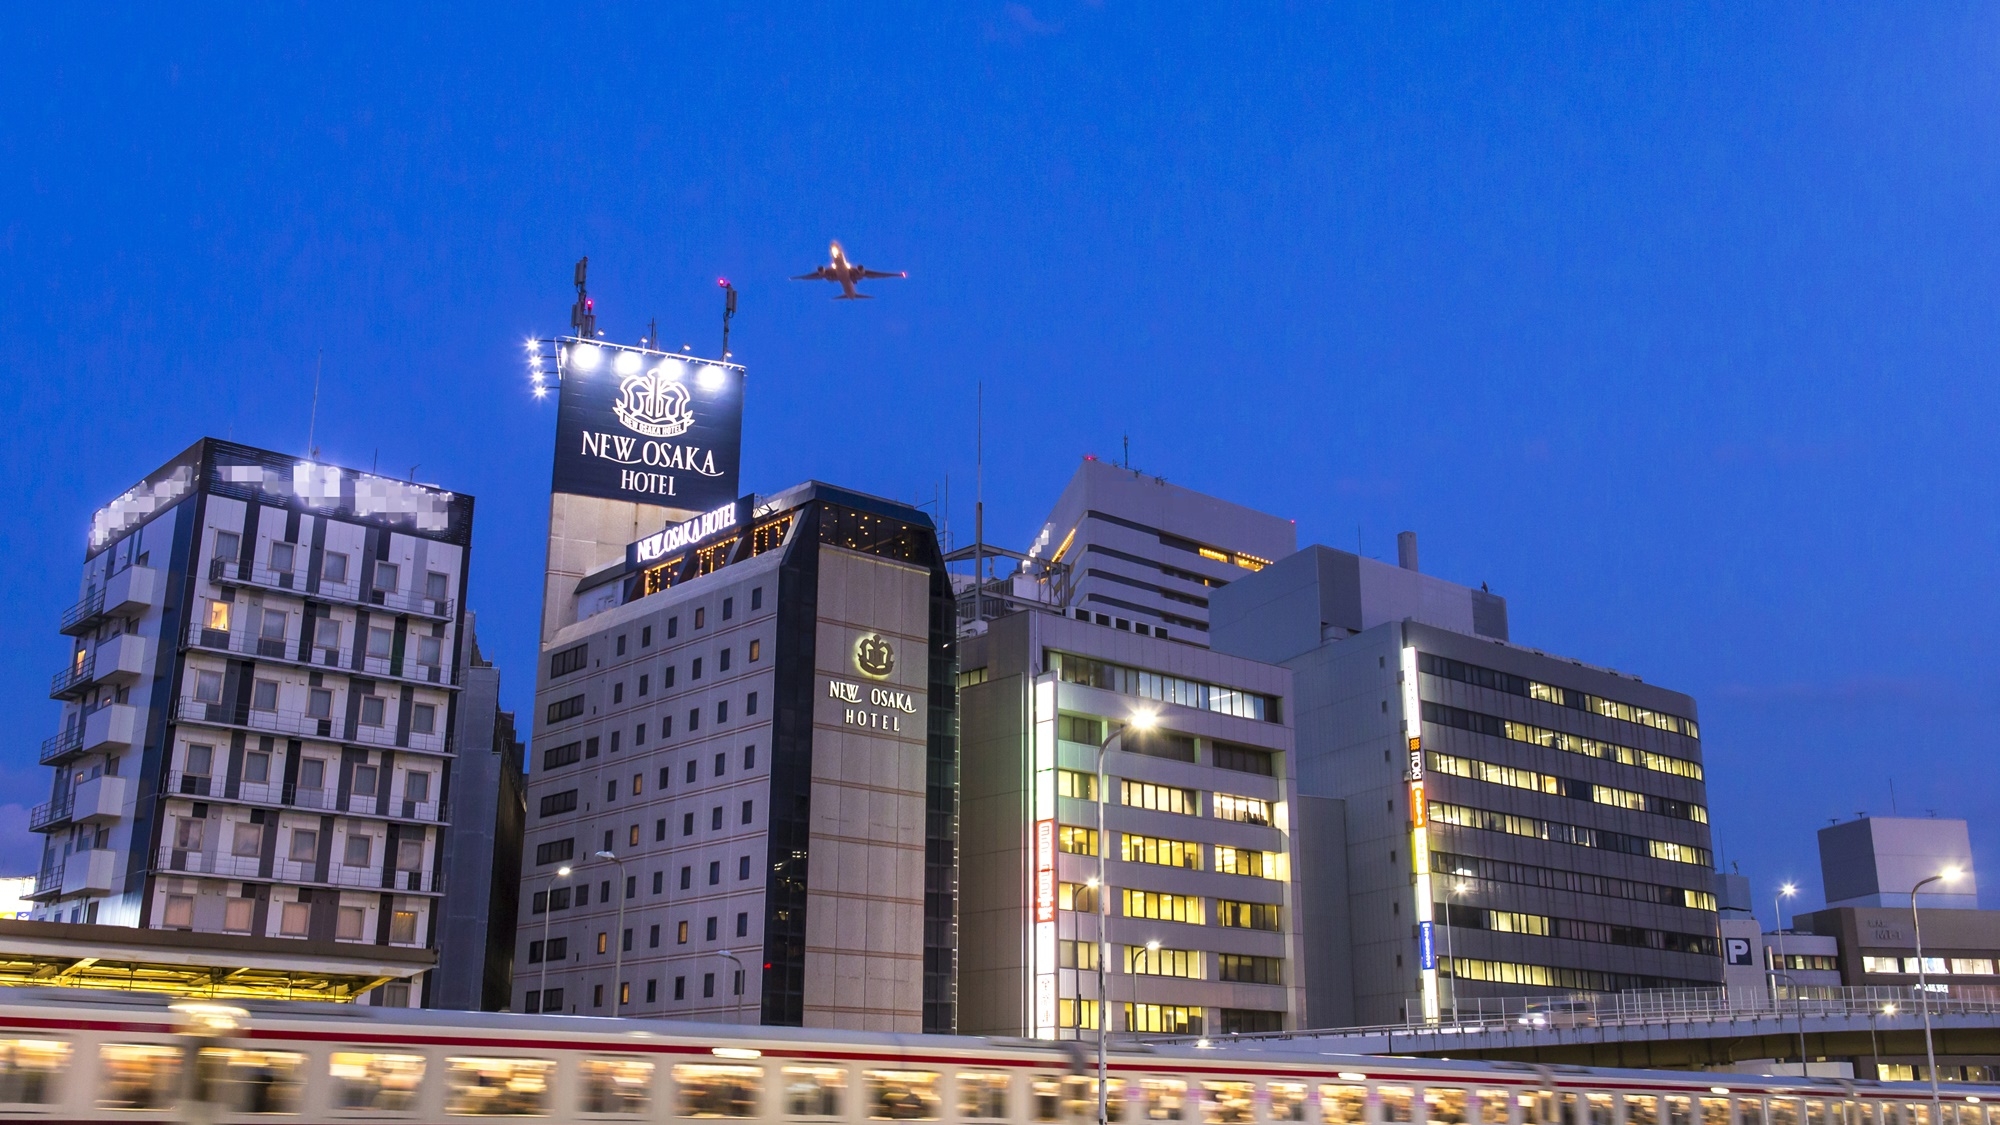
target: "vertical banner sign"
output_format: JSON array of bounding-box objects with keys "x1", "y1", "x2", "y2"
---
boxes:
[
  {"x1": 551, "y1": 338, "x2": 745, "y2": 509},
  {"x1": 1032, "y1": 677, "x2": 1060, "y2": 1038},
  {"x1": 1418, "y1": 921, "x2": 1437, "y2": 971},
  {"x1": 1402, "y1": 641, "x2": 1440, "y2": 1021}
]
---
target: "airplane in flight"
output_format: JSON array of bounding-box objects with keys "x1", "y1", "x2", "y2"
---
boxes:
[{"x1": 791, "y1": 240, "x2": 906, "y2": 299}]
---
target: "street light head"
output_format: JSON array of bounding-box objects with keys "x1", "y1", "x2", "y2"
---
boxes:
[
  {"x1": 556, "y1": 866, "x2": 572, "y2": 877},
  {"x1": 1085, "y1": 877, "x2": 1100, "y2": 889},
  {"x1": 1883, "y1": 1003, "x2": 1898, "y2": 1015},
  {"x1": 1943, "y1": 867, "x2": 1964, "y2": 882},
  {"x1": 1454, "y1": 881, "x2": 1468, "y2": 895},
  {"x1": 1128, "y1": 711, "x2": 1158, "y2": 732},
  {"x1": 594, "y1": 850, "x2": 618, "y2": 861},
  {"x1": 1780, "y1": 883, "x2": 1797, "y2": 897},
  {"x1": 1145, "y1": 939, "x2": 1161, "y2": 952}
]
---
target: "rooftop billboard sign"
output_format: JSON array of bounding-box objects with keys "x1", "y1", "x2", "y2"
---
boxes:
[{"x1": 550, "y1": 337, "x2": 744, "y2": 510}]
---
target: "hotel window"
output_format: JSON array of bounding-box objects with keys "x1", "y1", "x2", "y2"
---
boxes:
[
  {"x1": 412, "y1": 703, "x2": 435, "y2": 734},
  {"x1": 677, "y1": 921, "x2": 689, "y2": 944},
  {"x1": 397, "y1": 838, "x2": 423, "y2": 870},
  {"x1": 173, "y1": 817, "x2": 204, "y2": 850},
  {"x1": 692, "y1": 657, "x2": 703, "y2": 680},
  {"x1": 689, "y1": 708, "x2": 700, "y2": 731},
  {"x1": 389, "y1": 909, "x2": 418, "y2": 944},
  {"x1": 664, "y1": 665, "x2": 677, "y2": 688},
  {"x1": 222, "y1": 898, "x2": 254, "y2": 933},
  {"x1": 1212, "y1": 794, "x2": 1271, "y2": 825},
  {"x1": 216, "y1": 530, "x2": 241, "y2": 561},
  {"x1": 683, "y1": 813, "x2": 694, "y2": 837},
  {"x1": 344, "y1": 835, "x2": 372, "y2": 866},
  {"x1": 206, "y1": 599, "x2": 232, "y2": 632},
  {"x1": 322, "y1": 552, "x2": 349, "y2": 583},
  {"x1": 271, "y1": 542, "x2": 296, "y2": 574},
  {"x1": 745, "y1": 745, "x2": 756, "y2": 769},
  {"x1": 299, "y1": 758, "x2": 326, "y2": 790},
  {"x1": 260, "y1": 608, "x2": 287, "y2": 643},
  {"x1": 613, "y1": 682, "x2": 625, "y2": 704},
  {"x1": 736, "y1": 911, "x2": 749, "y2": 935},
  {"x1": 231, "y1": 822, "x2": 261, "y2": 857},
  {"x1": 425, "y1": 572, "x2": 447, "y2": 601},
  {"x1": 686, "y1": 760, "x2": 697, "y2": 784},
  {"x1": 710, "y1": 807, "x2": 723, "y2": 831},
  {"x1": 720, "y1": 648, "x2": 732, "y2": 672},
  {"x1": 367, "y1": 627, "x2": 393, "y2": 658},
  {"x1": 750, "y1": 640, "x2": 761, "y2": 662},
  {"x1": 417, "y1": 635, "x2": 442, "y2": 667},
  {"x1": 336, "y1": 907, "x2": 366, "y2": 941},
  {"x1": 638, "y1": 673, "x2": 649, "y2": 696},
  {"x1": 751, "y1": 587, "x2": 763, "y2": 610},
  {"x1": 360, "y1": 696, "x2": 386, "y2": 727},
  {"x1": 186, "y1": 743, "x2": 214, "y2": 778},
  {"x1": 278, "y1": 902, "x2": 310, "y2": 936},
  {"x1": 742, "y1": 800, "x2": 753, "y2": 825},
  {"x1": 667, "y1": 616, "x2": 679, "y2": 639},
  {"x1": 717, "y1": 700, "x2": 729, "y2": 723},
  {"x1": 374, "y1": 563, "x2": 400, "y2": 592},
  {"x1": 194, "y1": 669, "x2": 224, "y2": 703},
  {"x1": 313, "y1": 617, "x2": 341, "y2": 650},
  {"x1": 162, "y1": 894, "x2": 195, "y2": 928},
  {"x1": 288, "y1": 829, "x2": 319, "y2": 862},
  {"x1": 746, "y1": 691, "x2": 758, "y2": 716},
  {"x1": 252, "y1": 680, "x2": 279, "y2": 711},
  {"x1": 695, "y1": 607, "x2": 705, "y2": 629},
  {"x1": 307, "y1": 688, "x2": 333, "y2": 717},
  {"x1": 1057, "y1": 826, "x2": 1099, "y2": 856},
  {"x1": 244, "y1": 750, "x2": 271, "y2": 783},
  {"x1": 680, "y1": 866, "x2": 691, "y2": 890},
  {"x1": 353, "y1": 763, "x2": 379, "y2": 793}
]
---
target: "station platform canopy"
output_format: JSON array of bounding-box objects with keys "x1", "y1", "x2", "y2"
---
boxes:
[{"x1": 0, "y1": 919, "x2": 433, "y2": 1003}]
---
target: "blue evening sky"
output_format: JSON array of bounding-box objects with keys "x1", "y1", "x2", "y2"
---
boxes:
[{"x1": 4, "y1": 6, "x2": 1997, "y2": 918}]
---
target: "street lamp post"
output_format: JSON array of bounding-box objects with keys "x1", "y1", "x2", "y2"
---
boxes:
[
  {"x1": 1096, "y1": 710, "x2": 1155, "y2": 1125},
  {"x1": 717, "y1": 950, "x2": 747, "y2": 1024},
  {"x1": 537, "y1": 865, "x2": 573, "y2": 1012},
  {"x1": 1443, "y1": 881, "x2": 1467, "y2": 1021},
  {"x1": 1911, "y1": 868, "x2": 1963, "y2": 1118},
  {"x1": 595, "y1": 851, "x2": 629, "y2": 1015},
  {"x1": 1775, "y1": 883, "x2": 1803, "y2": 1070}
]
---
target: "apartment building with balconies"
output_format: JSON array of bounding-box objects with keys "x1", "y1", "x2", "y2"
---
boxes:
[{"x1": 28, "y1": 438, "x2": 479, "y2": 1007}]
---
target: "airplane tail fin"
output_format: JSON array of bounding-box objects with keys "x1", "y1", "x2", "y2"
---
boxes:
[{"x1": 834, "y1": 293, "x2": 875, "y2": 300}]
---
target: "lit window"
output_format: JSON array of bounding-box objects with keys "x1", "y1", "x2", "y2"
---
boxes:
[
  {"x1": 206, "y1": 600, "x2": 232, "y2": 632},
  {"x1": 162, "y1": 894, "x2": 195, "y2": 928},
  {"x1": 278, "y1": 902, "x2": 310, "y2": 937}
]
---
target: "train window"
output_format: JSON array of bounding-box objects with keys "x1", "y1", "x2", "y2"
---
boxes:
[
  {"x1": 99, "y1": 1044, "x2": 182, "y2": 1111},
  {"x1": 1587, "y1": 1095, "x2": 1614, "y2": 1125},
  {"x1": 1700, "y1": 1099, "x2": 1730, "y2": 1125},
  {"x1": 1559, "y1": 1094, "x2": 1581, "y2": 1125},
  {"x1": 1910, "y1": 1104, "x2": 1933, "y2": 1125},
  {"x1": 1379, "y1": 1087, "x2": 1415, "y2": 1124},
  {"x1": 1477, "y1": 1091, "x2": 1510, "y2": 1125},
  {"x1": 0, "y1": 1039, "x2": 66, "y2": 1105},
  {"x1": 444, "y1": 1057, "x2": 555, "y2": 1116},
  {"x1": 957, "y1": 1073, "x2": 1010, "y2": 1120},
  {"x1": 1808, "y1": 1102, "x2": 1827, "y2": 1125},
  {"x1": 782, "y1": 1067, "x2": 844, "y2": 1117},
  {"x1": 1519, "y1": 1093, "x2": 1555, "y2": 1125},
  {"x1": 1427, "y1": 1089, "x2": 1470, "y2": 1125},
  {"x1": 673, "y1": 1064, "x2": 760, "y2": 1118},
  {"x1": 1059, "y1": 1077, "x2": 1126, "y2": 1122},
  {"x1": 1269, "y1": 1084, "x2": 1307, "y2": 1123},
  {"x1": 1201, "y1": 1081, "x2": 1255, "y2": 1125},
  {"x1": 1666, "y1": 1097, "x2": 1694, "y2": 1125},
  {"x1": 331, "y1": 1052, "x2": 426, "y2": 1112},
  {"x1": 1736, "y1": 1100, "x2": 1766, "y2": 1125},
  {"x1": 1034, "y1": 1077, "x2": 1064, "y2": 1122},
  {"x1": 581, "y1": 1059, "x2": 655, "y2": 1116},
  {"x1": 1138, "y1": 1079, "x2": 1188, "y2": 1123},
  {"x1": 865, "y1": 1071, "x2": 941, "y2": 1121},
  {"x1": 1771, "y1": 1101, "x2": 1801, "y2": 1125},
  {"x1": 1320, "y1": 1085, "x2": 1367, "y2": 1124},
  {"x1": 1626, "y1": 1095, "x2": 1660, "y2": 1125},
  {"x1": 198, "y1": 1048, "x2": 306, "y2": 1114}
]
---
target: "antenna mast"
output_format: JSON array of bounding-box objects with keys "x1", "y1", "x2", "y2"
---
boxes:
[
  {"x1": 305, "y1": 349, "x2": 323, "y2": 459},
  {"x1": 720, "y1": 280, "x2": 738, "y2": 358},
  {"x1": 571, "y1": 257, "x2": 596, "y2": 338},
  {"x1": 974, "y1": 381, "x2": 985, "y2": 623}
]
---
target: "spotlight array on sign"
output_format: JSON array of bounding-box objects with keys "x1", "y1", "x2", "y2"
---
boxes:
[{"x1": 527, "y1": 335, "x2": 739, "y2": 405}]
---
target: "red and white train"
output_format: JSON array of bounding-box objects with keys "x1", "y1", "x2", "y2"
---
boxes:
[{"x1": 0, "y1": 988, "x2": 1981, "y2": 1125}]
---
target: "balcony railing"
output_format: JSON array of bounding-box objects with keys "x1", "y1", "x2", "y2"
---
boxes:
[
  {"x1": 28, "y1": 863, "x2": 64, "y2": 900},
  {"x1": 39, "y1": 727, "x2": 83, "y2": 767},
  {"x1": 28, "y1": 794, "x2": 74, "y2": 833},
  {"x1": 154, "y1": 847, "x2": 438, "y2": 893},
  {"x1": 50, "y1": 655, "x2": 94, "y2": 699},
  {"x1": 172, "y1": 698, "x2": 454, "y2": 756},
  {"x1": 58, "y1": 588, "x2": 106, "y2": 635},
  {"x1": 210, "y1": 558, "x2": 455, "y2": 622},
  {"x1": 161, "y1": 770, "x2": 447, "y2": 823},
  {"x1": 185, "y1": 621, "x2": 457, "y2": 689}
]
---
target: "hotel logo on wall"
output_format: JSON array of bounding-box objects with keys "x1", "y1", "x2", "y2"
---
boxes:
[
  {"x1": 854, "y1": 634, "x2": 896, "y2": 679},
  {"x1": 550, "y1": 336, "x2": 744, "y2": 510}
]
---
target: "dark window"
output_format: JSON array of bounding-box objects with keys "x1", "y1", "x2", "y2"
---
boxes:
[
  {"x1": 692, "y1": 658, "x2": 703, "y2": 680},
  {"x1": 613, "y1": 682, "x2": 624, "y2": 704},
  {"x1": 710, "y1": 806, "x2": 723, "y2": 830},
  {"x1": 658, "y1": 767, "x2": 670, "y2": 790},
  {"x1": 1213, "y1": 741, "x2": 1275, "y2": 776},
  {"x1": 746, "y1": 692, "x2": 758, "y2": 716},
  {"x1": 745, "y1": 745, "x2": 756, "y2": 769},
  {"x1": 705, "y1": 916, "x2": 718, "y2": 940},
  {"x1": 708, "y1": 862, "x2": 720, "y2": 886},
  {"x1": 655, "y1": 818, "x2": 666, "y2": 841},
  {"x1": 720, "y1": 648, "x2": 731, "y2": 672},
  {"x1": 535, "y1": 838, "x2": 574, "y2": 865},
  {"x1": 689, "y1": 708, "x2": 700, "y2": 731},
  {"x1": 679, "y1": 866, "x2": 691, "y2": 890},
  {"x1": 682, "y1": 813, "x2": 694, "y2": 837},
  {"x1": 546, "y1": 696, "x2": 585, "y2": 724},
  {"x1": 549, "y1": 644, "x2": 588, "y2": 679},
  {"x1": 736, "y1": 911, "x2": 749, "y2": 936},
  {"x1": 646, "y1": 979, "x2": 658, "y2": 1002},
  {"x1": 1217, "y1": 1009, "x2": 1285, "y2": 1034},
  {"x1": 635, "y1": 722, "x2": 646, "y2": 746},
  {"x1": 662, "y1": 714, "x2": 672, "y2": 738},
  {"x1": 539, "y1": 790, "x2": 578, "y2": 818},
  {"x1": 695, "y1": 607, "x2": 706, "y2": 629},
  {"x1": 741, "y1": 799, "x2": 752, "y2": 825},
  {"x1": 714, "y1": 752, "x2": 726, "y2": 777},
  {"x1": 751, "y1": 587, "x2": 762, "y2": 610},
  {"x1": 625, "y1": 876, "x2": 636, "y2": 900},
  {"x1": 605, "y1": 780, "x2": 617, "y2": 803},
  {"x1": 546, "y1": 936, "x2": 567, "y2": 959},
  {"x1": 664, "y1": 666, "x2": 676, "y2": 688},
  {"x1": 702, "y1": 973, "x2": 714, "y2": 998},
  {"x1": 674, "y1": 976, "x2": 685, "y2": 1000},
  {"x1": 652, "y1": 870, "x2": 663, "y2": 894},
  {"x1": 722, "y1": 597, "x2": 733, "y2": 620},
  {"x1": 576, "y1": 883, "x2": 589, "y2": 906},
  {"x1": 738, "y1": 856, "x2": 750, "y2": 880},
  {"x1": 638, "y1": 674, "x2": 649, "y2": 696},
  {"x1": 685, "y1": 760, "x2": 697, "y2": 784},
  {"x1": 542, "y1": 742, "x2": 582, "y2": 770},
  {"x1": 717, "y1": 700, "x2": 729, "y2": 723},
  {"x1": 668, "y1": 616, "x2": 679, "y2": 639},
  {"x1": 649, "y1": 924, "x2": 661, "y2": 948},
  {"x1": 641, "y1": 626, "x2": 652, "y2": 647},
  {"x1": 542, "y1": 987, "x2": 565, "y2": 1011},
  {"x1": 585, "y1": 737, "x2": 600, "y2": 759},
  {"x1": 616, "y1": 635, "x2": 627, "y2": 656}
]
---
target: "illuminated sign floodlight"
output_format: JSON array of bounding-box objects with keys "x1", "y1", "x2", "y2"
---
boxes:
[
  {"x1": 614, "y1": 349, "x2": 643, "y2": 376},
  {"x1": 570, "y1": 342, "x2": 603, "y2": 371}
]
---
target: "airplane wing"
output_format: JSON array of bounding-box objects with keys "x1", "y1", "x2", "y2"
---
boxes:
[
  {"x1": 858, "y1": 269, "x2": 906, "y2": 280},
  {"x1": 792, "y1": 268, "x2": 833, "y2": 281}
]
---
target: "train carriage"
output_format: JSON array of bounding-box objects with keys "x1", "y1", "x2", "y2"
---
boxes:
[{"x1": 0, "y1": 989, "x2": 1982, "y2": 1125}]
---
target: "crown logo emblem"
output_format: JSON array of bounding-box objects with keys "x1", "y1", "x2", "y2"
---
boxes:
[
  {"x1": 612, "y1": 366, "x2": 697, "y2": 438},
  {"x1": 855, "y1": 634, "x2": 895, "y2": 679}
]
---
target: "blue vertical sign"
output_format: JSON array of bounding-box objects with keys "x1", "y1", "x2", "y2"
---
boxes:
[{"x1": 1418, "y1": 920, "x2": 1437, "y2": 971}]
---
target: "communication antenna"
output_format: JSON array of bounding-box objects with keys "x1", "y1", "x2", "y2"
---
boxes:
[
  {"x1": 974, "y1": 381, "x2": 984, "y2": 622},
  {"x1": 719, "y1": 279, "x2": 738, "y2": 358},
  {"x1": 571, "y1": 257, "x2": 597, "y2": 338},
  {"x1": 646, "y1": 317, "x2": 658, "y2": 349},
  {"x1": 305, "y1": 349, "x2": 323, "y2": 460}
]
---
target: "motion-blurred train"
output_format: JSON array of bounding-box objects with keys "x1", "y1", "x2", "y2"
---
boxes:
[{"x1": 0, "y1": 988, "x2": 1981, "y2": 1125}]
